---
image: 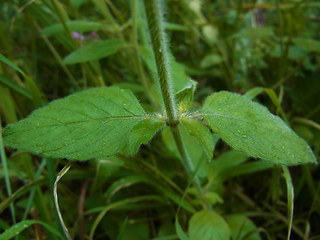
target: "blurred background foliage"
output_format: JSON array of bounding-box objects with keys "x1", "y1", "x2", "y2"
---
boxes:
[{"x1": 0, "y1": 0, "x2": 319, "y2": 239}]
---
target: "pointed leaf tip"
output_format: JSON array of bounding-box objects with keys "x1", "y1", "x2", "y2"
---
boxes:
[{"x1": 200, "y1": 91, "x2": 317, "y2": 165}]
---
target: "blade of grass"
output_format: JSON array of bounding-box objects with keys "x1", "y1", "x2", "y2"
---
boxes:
[
  {"x1": 0, "y1": 116, "x2": 16, "y2": 225},
  {"x1": 0, "y1": 220, "x2": 63, "y2": 240},
  {"x1": 0, "y1": 74, "x2": 32, "y2": 99},
  {"x1": 22, "y1": 159, "x2": 46, "y2": 220},
  {"x1": 88, "y1": 195, "x2": 164, "y2": 240},
  {"x1": 53, "y1": 162, "x2": 72, "y2": 240}
]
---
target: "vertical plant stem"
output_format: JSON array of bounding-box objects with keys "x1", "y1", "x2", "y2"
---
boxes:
[
  {"x1": 144, "y1": 0, "x2": 178, "y2": 127},
  {"x1": 0, "y1": 117, "x2": 16, "y2": 225},
  {"x1": 144, "y1": 0, "x2": 205, "y2": 202}
]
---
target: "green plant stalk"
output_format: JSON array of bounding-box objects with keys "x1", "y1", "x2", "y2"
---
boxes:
[
  {"x1": 144, "y1": 0, "x2": 178, "y2": 127},
  {"x1": 144, "y1": 0, "x2": 205, "y2": 201},
  {"x1": 0, "y1": 117, "x2": 16, "y2": 225}
]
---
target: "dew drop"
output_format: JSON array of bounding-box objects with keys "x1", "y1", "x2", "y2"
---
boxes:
[
  {"x1": 237, "y1": 129, "x2": 241, "y2": 133},
  {"x1": 242, "y1": 134, "x2": 248, "y2": 139},
  {"x1": 159, "y1": 48, "x2": 162, "y2": 52},
  {"x1": 218, "y1": 108, "x2": 222, "y2": 111},
  {"x1": 281, "y1": 145, "x2": 285, "y2": 150}
]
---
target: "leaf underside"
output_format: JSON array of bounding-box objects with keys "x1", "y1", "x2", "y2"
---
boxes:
[
  {"x1": 4, "y1": 87, "x2": 156, "y2": 161},
  {"x1": 200, "y1": 91, "x2": 317, "y2": 165}
]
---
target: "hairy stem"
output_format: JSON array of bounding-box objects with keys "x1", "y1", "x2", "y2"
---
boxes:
[
  {"x1": 144, "y1": 0, "x2": 178, "y2": 127},
  {"x1": 144, "y1": 0, "x2": 206, "y2": 206}
]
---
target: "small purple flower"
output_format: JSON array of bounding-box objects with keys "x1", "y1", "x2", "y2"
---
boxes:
[{"x1": 72, "y1": 32, "x2": 85, "y2": 40}]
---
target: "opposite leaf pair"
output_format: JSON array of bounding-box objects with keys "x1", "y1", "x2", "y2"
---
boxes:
[{"x1": 4, "y1": 86, "x2": 317, "y2": 165}]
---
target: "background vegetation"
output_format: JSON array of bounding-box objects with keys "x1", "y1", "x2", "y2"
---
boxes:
[{"x1": 0, "y1": 0, "x2": 319, "y2": 239}]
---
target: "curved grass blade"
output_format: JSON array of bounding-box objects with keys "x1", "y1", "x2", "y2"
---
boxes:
[
  {"x1": 0, "y1": 220, "x2": 63, "y2": 240},
  {"x1": 54, "y1": 163, "x2": 72, "y2": 240},
  {"x1": 282, "y1": 166, "x2": 294, "y2": 240}
]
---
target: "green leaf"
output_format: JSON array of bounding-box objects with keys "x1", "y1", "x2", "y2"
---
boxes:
[
  {"x1": 200, "y1": 91, "x2": 317, "y2": 165},
  {"x1": 245, "y1": 87, "x2": 287, "y2": 122},
  {"x1": 175, "y1": 80, "x2": 196, "y2": 113},
  {"x1": 0, "y1": 220, "x2": 63, "y2": 239},
  {"x1": 200, "y1": 54, "x2": 223, "y2": 69},
  {"x1": 4, "y1": 87, "x2": 152, "y2": 160},
  {"x1": 293, "y1": 38, "x2": 320, "y2": 53},
  {"x1": 181, "y1": 118, "x2": 218, "y2": 161},
  {"x1": 41, "y1": 20, "x2": 103, "y2": 36},
  {"x1": 128, "y1": 118, "x2": 165, "y2": 155},
  {"x1": 188, "y1": 210, "x2": 230, "y2": 240},
  {"x1": 227, "y1": 215, "x2": 261, "y2": 240},
  {"x1": 63, "y1": 39, "x2": 124, "y2": 64},
  {"x1": 175, "y1": 218, "x2": 190, "y2": 240},
  {"x1": 231, "y1": 27, "x2": 274, "y2": 39}
]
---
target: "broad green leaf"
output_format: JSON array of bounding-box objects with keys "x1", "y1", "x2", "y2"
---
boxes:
[
  {"x1": 245, "y1": 87, "x2": 287, "y2": 122},
  {"x1": 188, "y1": 210, "x2": 230, "y2": 240},
  {"x1": 63, "y1": 39, "x2": 124, "y2": 64},
  {"x1": 41, "y1": 20, "x2": 103, "y2": 36},
  {"x1": 200, "y1": 91, "x2": 317, "y2": 165},
  {"x1": 0, "y1": 220, "x2": 63, "y2": 239},
  {"x1": 128, "y1": 118, "x2": 165, "y2": 154},
  {"x1": 4, "y1": 87, "x2": 154, "y2": 160},
  {"x1": 227, "y1": 215, "x2": 261, "y2": 240},
  {"x1": 181, "y1": 118, "x2": 218, "y2": 161}
]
